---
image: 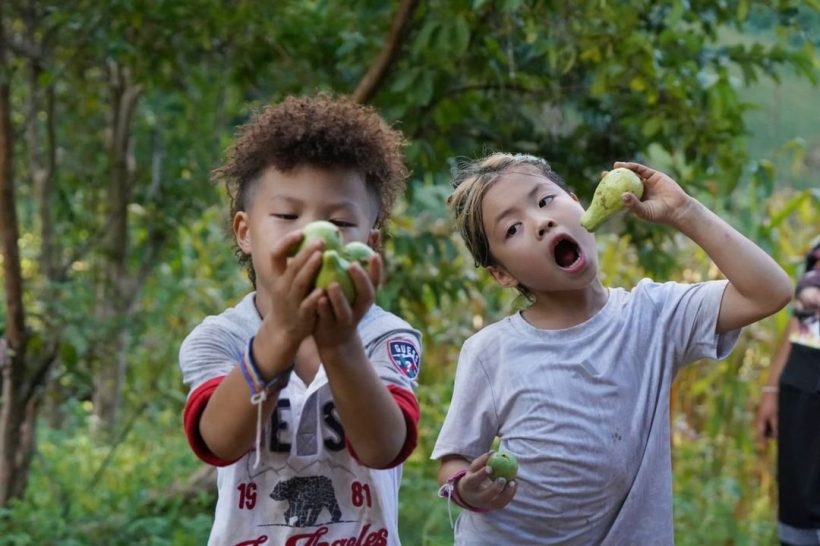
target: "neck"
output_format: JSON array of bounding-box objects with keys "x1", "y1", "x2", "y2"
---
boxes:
[{"x1": 523, "y1": 280, "x2": 608, "y2": 330}]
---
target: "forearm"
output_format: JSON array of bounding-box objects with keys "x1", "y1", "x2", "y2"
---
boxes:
[
  {"x1": 200, "y1": 329, "x2": 298, "y2": 461},
  {"x1": 764, "y1": 317, "x2": 797, "y2": 386},
  {"x1": 674, "y1": 199, "x2": 790, "y2": 301},
  {"x1": 320, "y1": 339, "x2": 407, "y2": 468},
  {"x1": 438, "y1": 455, "x2": 470, "y2": 486},
  {"x1": 672, "y1": 198, "x2": 791, "y2": 331},
  {"x1": 199, "y1": 367, "x2": 279, "y2": 461}
]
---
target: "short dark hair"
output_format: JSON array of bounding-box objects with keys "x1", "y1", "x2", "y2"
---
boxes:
[{"x1": 212, "y1": 93, "x2": 408, "y2": 285}]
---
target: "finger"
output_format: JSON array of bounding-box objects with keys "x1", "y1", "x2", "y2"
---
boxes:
[
  {"x1": 291, "y1": 250, "x2": 324, "y2": 293},
  {"x1": 460, "y1": 469, "x2": 492, "y2": 496},
  {"x1": 771, "y1": 416, "x2": 778, "y2": 438},
  {"x1": 368, "y1": 253, "x2": 383, "y2": 288},
  {"x1": 469, "y1": 452, "x2": 493, "y2": 472},
  {"x1": 300, "y1": 287, "x2": 324, "y2": 315},
  {"x1": 613, "y1": 161, "x2": 653, "y2": 177},
  {"x1": 316, "y1": 294, "x2": 334, "y2": 322},
  {"x1": 621, "y1": 192, "x2": 647, "y2": 214},
  {"x1": 492, "y1": 480, "x2": 517, "y2": 507},
  {"x1": 325, "y1": 283, "x2": 354, "y2": 323},
  {"x1": 347, "y1": 263, "x2": 375, "y2": 315},
  {"x1": 755, "y1": 417, "x2": 765, "y2": 442},
  {"x1": 272, "y1": 230, "x2": 307, "y2": 265}
]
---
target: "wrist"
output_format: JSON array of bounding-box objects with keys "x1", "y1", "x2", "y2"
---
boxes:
[
  {"x1": 669, "y1": 195, "x2": 704, "y2": 231},
  {"x1": 253, "y1": 327, "x2": 300, "y2": 378},
  {"x1": 241, "y1": 336, "x2": 293, "y2": 401},
  {"x1": 437, "y1": 470, "x2": 489, "y2": 513},
  {"x1": 316, "y1": 335, "x2": 363, "y2": 365}
]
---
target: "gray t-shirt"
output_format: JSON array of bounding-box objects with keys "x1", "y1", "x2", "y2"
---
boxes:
[
  {"x1": 431, "y1": 279, "x2": 739, "y2": 545},
  {"x1": 179, "y1": 293, "x2": 422, "y2": 546}
]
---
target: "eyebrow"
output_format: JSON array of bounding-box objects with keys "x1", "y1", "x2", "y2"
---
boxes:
[{"x1": 270, "y1": 194, "x2": 359, "y2": 213}]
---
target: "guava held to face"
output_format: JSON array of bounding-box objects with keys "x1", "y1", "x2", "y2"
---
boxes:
[
  {"x1": 289, "y1": 220, "x2": 344, "y2": 256},
  {"x1": 341, "y1": 241, "x2": 375, "y2": 265},
  {"x1": 315, "y1": 250, "x2": 356, "y2": 303},
  {"x1": 579, "y1": 167, "x2": 644, "y2": 232},
  {"x1": 487, "y1": 450, "x2": 518, "y2": 481}
]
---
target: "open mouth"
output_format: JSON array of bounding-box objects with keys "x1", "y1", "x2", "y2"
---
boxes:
[{"x1": 552, "y1": 236, "x2": 582, "y2": 269}]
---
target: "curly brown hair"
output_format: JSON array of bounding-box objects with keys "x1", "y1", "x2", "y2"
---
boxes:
[{"x1": 212, "y1": 93, "x2": 409, "y2": 285}]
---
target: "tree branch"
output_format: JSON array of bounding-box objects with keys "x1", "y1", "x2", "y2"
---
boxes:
[{"x1": 351, "y1": 0, "x2": 419, "y2": 104}]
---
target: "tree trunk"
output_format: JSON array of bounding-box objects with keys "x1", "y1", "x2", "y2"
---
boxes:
[
  {"x1": 90, "y1": 63, "x2": 142, "y2": 436},
  {"x1": 0, "y1": 3, "x2": 32, "y2": 505}
]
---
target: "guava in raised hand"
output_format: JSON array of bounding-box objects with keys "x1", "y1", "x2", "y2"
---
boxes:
[
  {"x1": 315, "y1": 250, "x2": 356, "y2": 303},
  {"x1": 341, "y1": 241, "x2": 375, "y2": 265},
  {"x1": 579, "y1": 167, "x2": 644, "y2": 232},
  {"x1": 487, "y1": 450, "x2": 518, "y2": 481},
  {"x1": 289, "y1": 220, "x2": 343, "y2": 256}
]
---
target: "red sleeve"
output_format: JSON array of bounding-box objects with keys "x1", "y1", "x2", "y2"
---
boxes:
[
  {"x1": 345, "y1": 385, "x2": 420, "y2": 469},
  {"x1": 182, "y1": 376, "x2": 244, "y2": 467}
]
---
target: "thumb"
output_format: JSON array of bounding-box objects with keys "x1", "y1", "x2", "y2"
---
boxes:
[{"x1": 621, "y1": 192, "x2": 646, "y2": 214}]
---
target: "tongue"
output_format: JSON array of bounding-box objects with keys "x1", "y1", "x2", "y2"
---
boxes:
[{"x1": 555, "y1": 243, "x2": 578, "y2": 268}]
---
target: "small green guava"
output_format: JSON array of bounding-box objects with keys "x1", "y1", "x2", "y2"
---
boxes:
[
  {"x1": 341, "y1": 241, "x2": 375, "y2": 265},
  {"x1": 487, "y1": 450, "x2": 518, "y2": 481},
  {"x1": 579, "y1": 167, "x2": 644, "y2": 232},
  {"x1": 289, "y1": 220, "x2": 343, "y2": 256},
  {"x1": 315, "y1": 250, "x2": 356, "y2": 303}
]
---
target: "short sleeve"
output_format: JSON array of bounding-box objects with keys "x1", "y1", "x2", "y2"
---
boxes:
[
  {"x1": 647, "y1": 279, "x2": 741, "y2": 371},
  {"x1": 365, "y1": 330, "x2": 422, "y2": 392},
  {"x1": 430, "y1": 339, "x2": 499, "y2": 462},
  {"x1": 179, "y1": 321, "x2": 245, "y2": 393}
]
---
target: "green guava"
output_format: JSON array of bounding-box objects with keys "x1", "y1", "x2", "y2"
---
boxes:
[
  {"x1": 341, "y1": 241, "x2": 375, "y2": 265},
  {"x1": 579, "y1": 167, "x2": 644, "y2": 232},
  {"x1": 315, "y1": 250, "x2": 356, "y2": 303},
  {"x1": 289, "y1": 220, "x2": 343, "y2": 256},
  {"x1": 487, "y1": 450, "x2": 518, "y2": 481}
]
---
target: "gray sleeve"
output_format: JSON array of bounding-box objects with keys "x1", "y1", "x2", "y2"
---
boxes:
[
  {"x1": 365, "y1": 329, "x2": 422, "y2": 393},
  {"x1": 430, "y1": 340, "x2": 498, "y2": 461},
  {"x1": 654, "y1": 279, "x2": 740, "y2": 371},
  {"x1": 178, "y1": 321, "x2": 245, "y2": 392}
]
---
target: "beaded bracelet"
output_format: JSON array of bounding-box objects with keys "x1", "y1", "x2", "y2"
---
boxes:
[
  {"x1": 240, "y1": 336, "x2": 293, "y2": 401},
  {"x1": 437, "y1": 469, "x2": 489, "y2": 527},
  {"x1": 240, "y1": 336, "x2": 294, "y2": 468}
]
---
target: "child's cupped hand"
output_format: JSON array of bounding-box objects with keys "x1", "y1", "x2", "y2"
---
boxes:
[
  {"x1": 259, "y1": 230, "x2": 326, "y2": 344},
  {"x1": 458, "y1": 451, "x2": 517, "y2": 511},
  {"x1": 313, "y1": 252, "x2": 382, "y2": 349},
  {"x1": 613, "y1": 161, "x2": 695, "y2": 228}
]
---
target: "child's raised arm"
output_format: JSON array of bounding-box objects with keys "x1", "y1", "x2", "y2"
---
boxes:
[{"x1": 615, "y1": 161, "x2": 792, "y2": 333}]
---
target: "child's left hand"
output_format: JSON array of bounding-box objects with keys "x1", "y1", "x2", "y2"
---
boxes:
[
  {"x1": 313, "y1": 252, "x2": 382, "y2": 349},
  {"x1": 614, "y1": 161, "x2": 694, "y2": 228}
]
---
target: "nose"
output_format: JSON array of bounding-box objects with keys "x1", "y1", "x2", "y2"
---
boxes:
[{"x1": 537, "y1": 218, "x2": 556, "y2": 239}]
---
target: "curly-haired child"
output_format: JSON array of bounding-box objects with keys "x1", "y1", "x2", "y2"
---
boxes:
[
  {"x1": 432, "y1": 152, "x2": 792, "y2": 545},
  {"x1": 179, "y1": 94, "x2": 422, "y2": 546}
]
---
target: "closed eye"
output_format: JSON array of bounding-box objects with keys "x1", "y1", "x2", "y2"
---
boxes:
[
  {"x1": 272, "y1": 213, "x2": 297, "y2": 220},
  {"x1": 538, "y1": 195, "x2": 555, "y2": 207},
  {"x1": 330, "y1": 219, "x2": 356, "y2": 228}
]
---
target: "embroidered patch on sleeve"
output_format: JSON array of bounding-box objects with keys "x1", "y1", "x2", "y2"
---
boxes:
[{"x1": 387, "y1": 338, "x2": 420, "y2": 379}]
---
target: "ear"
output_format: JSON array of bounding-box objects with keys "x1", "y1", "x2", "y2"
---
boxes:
[
  {"x1": 487, "y1": 264, "x2": 519, "y2": 289},
  {"x1": 367, "y1": 228, "x2": 381, "y2": 250},
  {"x1": 233, "y1": 211, "x2": 252, "y2": 254},
  {"x1": 570, "y1": 192, "x2": 580, "y2": 203}
]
